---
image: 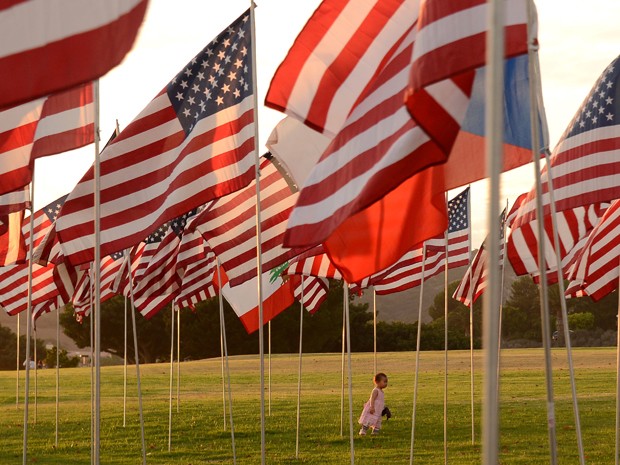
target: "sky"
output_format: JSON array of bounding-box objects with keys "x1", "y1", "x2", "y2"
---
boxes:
[{"x1": 33, "y1": 0, "x2": 620, "y2": 247}]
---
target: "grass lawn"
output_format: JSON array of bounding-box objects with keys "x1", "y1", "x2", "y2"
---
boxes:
[{"x1": 0, "y1": 348, "x2": 617, "y2": 464}]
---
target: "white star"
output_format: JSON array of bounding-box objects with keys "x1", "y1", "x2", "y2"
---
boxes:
[
  {"x1": 218, "y1": 50, "x2": 225, "y2": 60},
  {"x1": 203, "y1": 88, "x2": 212, "y2": 100},
  {"x1": 223, "y1": 38, "x2": 231, "y2": 48},
  {"x1": 182, "y1": 108, "x2": 191, "y2": 117},
  {"x1": 227, "y1": 26, "x2": 234, "y2": 35},
  {"x1": 592, "y1": 116, "x2": 598, "y2": 124},
  {"x1": 607, "y1": 112, "x2": 614, "y2": 121},
  {"x1": 184, "y1": 68, "x2": 192, "y2": 77},
  {"x1": 238, "y1": 29, "x2": 245, "y2": 39},
  {"x1": 607, "y1": 81, "x2": 614, "y2": 89},
  {"x1": 192, "y1": 83, "x2": 200, "y2": 93},
  {"x1": 191, "y1": 57, "x2": 197, "y2": 65},
  {"x1": 216, "y1": 96, "x2": 224, "y2": 105},
  {"x1": 188, "y1": 96, "x2": 195, "y2": 105},
  {"x1": 175, "y1": 92, "x2": 184, "y2": 101},
  {"x1": 199, "y1": 101, "x2": 206, "y2": 111},
  {"x1": 607, "y1": 96, "x2": 614, "y2": 105},
  {"x1": 593, "y1": 101, "x2": 599, "y2": 108},
  {"x1": 222, "y1": 84, "x2": 230, "y2": 93},
  {"x1": 206, "y1": 48, "x2": 213, "y2": 57},
  {"x1": 233, "y1": 88, "x2": 240, "y2": 98},
  {"x1": 241, "y1": 46, "x2": 247, "y2": 56},
  {"x1": 234, "y1": 59, "x2": 243, "y2": 69},
  {"x1": 244, "y1": 83, "x2": 249, "y2": 91},
  {"x1": 599, "y1": 106, "x2": 605, "y2": 114},
  {"x1": 586, "y1": 110, "x2": 592, "y2": 118},
  {"x1": 599, "y1": 91, "x2": 606, "y2": 99},
  {"x1": 228, "y1": 71, "x2": 237, "y2": 81},
  {"x1": 244, "y1": 65, "x2": 248, "y2": 73},
  {"x1": 231, "y1": 42, "x2": 238, "y2": 51},
  {"x1": 579, "y1": 120, "x2": 585, "y2": 128},
  {"x1": 217, "y1": 68, "x2": 225, "y2": 76},
  {"x1": 213, "y1": 63, "x2": 222, "y2": 73},
  {"x1": 197, "y1": 72, "x2": 205, "y2": 81},
  {"x1": 201, "y1": 59, "x2": 209, "y2": 68},
  {"x1": 194, "y1": 111, "x2": 200, "y2": 119},
  {"x1": 180, "y1": 80, "x2": 188, "y2": 89},
  {"x1": 224, "y1": 55, "x2": 231, "y2": 64}
]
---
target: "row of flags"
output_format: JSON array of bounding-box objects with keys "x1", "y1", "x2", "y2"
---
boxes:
[{"x1": 0, "y1": 0, "x2": 620, "y2": 335}]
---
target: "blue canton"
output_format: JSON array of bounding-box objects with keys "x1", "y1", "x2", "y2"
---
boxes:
[
  {"x1": 170, "y1": 208, "x2": 198, "y2": 238},
  {"x1": 566, "y1": 56, "x2": 619, "y2": 138},
  {"x1": 447, "y1": 187, "x2": 469, "y2": 233},
  {"x1": 167, "y1": 10, "x2": 252, "y2": 136},
  {"x1": 110, "y1": 251, "x2": 125, "y2": 261},
  {"x1": 44, "y1": 194, "x2": 68, "y2": 222},
  {"x1": 145, "y1": 223, "x2": 170, "y2": 244}
]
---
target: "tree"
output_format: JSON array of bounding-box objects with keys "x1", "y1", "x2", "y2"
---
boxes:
[
  {"x1": 45, "y1": 346, "x2": 80, "y2": 368},
  {"x1": 0, "y1": 323, "x2": 46, "y2": 371}
]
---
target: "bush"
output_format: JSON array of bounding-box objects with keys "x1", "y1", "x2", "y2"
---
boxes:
[
  {"x1": 568, "y1": 312, "x2": 595, "y2": 330},
  {"x1": 45, "y1": 346, "x2": 80, "y2": 368}
]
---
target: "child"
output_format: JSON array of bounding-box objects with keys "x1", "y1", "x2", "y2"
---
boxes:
[{"x1": 358, "y1": 372, "x2": 388, "y2": 436}]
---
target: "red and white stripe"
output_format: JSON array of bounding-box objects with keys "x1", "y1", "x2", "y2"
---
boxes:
[
  {"x1": 176, "y1": 253, "x2": 218, "y2": 310},
  {"x1": 72, "y1": 254, "x2": 124, "y2": 315},
  {"x1": 194, "y1": 157, "x2": 300, "y2": 287},
  {"x1": 294, "y1": 275, "x2": 329, "y2": 314},
  {"x1": 265, "y1": 0, "x2": 418, "y2": 137},
  {"x1": 372, "y1": 247, "x2": 445, "y2": 295},
  {"x1": 0, "y1": 210, "x2": 25, "y2": 266},
  {"x1": 507, "y1": 203, "x2": 608, "y2": 281},
  {"x1": 285, "y1": 246, "x2": 342, "y2": 280},
  {"x1": 565, "y1": 199, "x2": 620, "y2": 301},
  {"x1": 0, "y1": 0, "x2": 147, "y2": 109},
  {"x1": 0, "y1": 186, "x2": 30, "y2": 215},
  {"x1": 0, "y1": 83, "x2": 94, "y2": 197}
]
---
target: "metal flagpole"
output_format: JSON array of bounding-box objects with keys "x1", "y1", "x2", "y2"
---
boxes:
[
  {"x1": 89, "y1": 267, "x2": 94, "y2": 465},
  {"x1": 295, "y1": 275, "x2": 304, "y2": 458},
  {"x1": 616, "y1": 270, "x2": 620, "y2": 465},
  {"x1": 92, "y1": 79, "x2": 103, "y2": 465},
  {"x1": 482, "y1": 1, "x2": 505, "y2": 463},
  {"x1": 373, "y1": 289, "x2": 377, "y2": 375},
  {"x1": 344, "y1": 283, "x2": 355, "y2": 465},
  {"x1": 410, "y1": 244, "x2": 427, "y2": 465},
  {"x1": 467, "y1": 186, "x2": 475, "y2": 446},
  {"x1": 168, "y1": 305, "x2": 175, "y2": 451},
  {"x1": 217, "y1": 259, "x2": 237, "y2": 464},
  {"x1": 218, "y1": 264, "x2": 227, "y2": 431},
  {"x1": 268, "y1": 321, "x2": 271, "y2": 416},
  {"x1": 340, "y1": 286, "x2": 346, "y2": 437},
  {"x1": 22, "y1": 178, "x2": 36, "y2": 465},
  {"x1": 177, "y1": 307, "x2": 181, "y2": 413},
  {"x1": 16, "y1": 311, "x2": 20, "y2": 409},
  {"x1": 249, "y1": 4, "x2": 266, "y2": 463},
  {"x1": 497, "y1": 199, "x2": 509, "y2": 393},
  {"x1": 55, "y1": 305, "x2": 61, "y2": 447},
  {"x1": 123, "y1": 295, "x2": 128, "y2": 427},
  {"x1": 443, "y1": 197, "x2": 449, "y2": 465},
  {"x1": 126, "y1": 254, "x2": 147, "y2": 465},
  {"x1": 34, "y1": 326, "x2": 38, "y2": 425},
  {"x1": 525, "y1": 3, "x2": 557, "y2": 462}
]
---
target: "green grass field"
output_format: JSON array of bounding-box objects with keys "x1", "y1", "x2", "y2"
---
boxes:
[{"x1": 0, "y1": 348, "x2": 617, "y2": 464}]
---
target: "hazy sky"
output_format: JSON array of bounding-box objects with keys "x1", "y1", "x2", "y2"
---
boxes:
[{"x1": 33, "y1": 0, "x2": 620, "y2": 246}]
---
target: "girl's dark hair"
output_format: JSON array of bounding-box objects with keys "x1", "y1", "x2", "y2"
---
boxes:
[{"x1": 374, "y1": 372, "x2": 387, "y2": 383}]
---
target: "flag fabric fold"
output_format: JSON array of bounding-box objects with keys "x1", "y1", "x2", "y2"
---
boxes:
[
  {"x1": 0, "y1": 0, "x2": 147, "y2": 109},
  {"x1": 56, "y1": 10, "x2": 256, "y2": 266}
]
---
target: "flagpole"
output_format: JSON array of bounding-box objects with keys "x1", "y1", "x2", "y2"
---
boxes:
[
  {"x1": 340, "y1": 286, "x2": 346, "y2": 437},
  {"x1": 34, "y1": 325, "x2": 38, "y2": 425},
  {"x1": 21, "y1": 179, "x2": 36, "y2": 465},
  {"x1": 126, "y1": 252, "x2": 147, "y2": 465},
  {"x1": 409, "y1": 244, "x2": 427, "y2": 465},
  {"x1": 168, "y1": 304, "x2": 175, "y2": 452},
  {"x1": 482, "y1": 0, "x2": 505, "y2": 463},
  {"x1": 89, "y1": 268, "x2": 94, "y2": 465},
  {"x1": 531, "y1": 15, "x2": 585, "y2": 462},
  {"x1": 525, "y1": 3, "x2": 558, "y2": 462},
  {"x1": 55, "y1": 305, "x2": 61, "y2": 447},
  {"x1": 268, "y1": 321, "x2": 271, "y2": 417},
  {"x1": 295, "y1": 275, "x2": 304, "y2": 458},
  {"x1": 123, "y1": 295, "x2": 128, "y2": 428},
  {"x1": 16, "y1": 311, "x2": 20, "y2": 409},
  {"x1": 443, "y1": 196, "x2": 449, "y2": 465},
  {"x1": 177, "y1": 306, "x2": 181, "y2": 414},
  {"x1": 497, "y1": 199, "x2": 509, "y2": 394},
  {"x1": 344, "y1": 283, "x2": 355, "y2": 465},
  {"x1": 373, "y1": 289, "x2": 377, "y2": 375},
  {"x1": 467, "y1": 185, "x2": 475, "y2": 446},
  {"x1": 218, "y1": 271, "x2": 227, "y2": 431},
  {"x1": 217, "y1": 259, "x2": 237, "y2": 464},
  {"x1": 249, "y1": 4, "x2": 266, "y2": 463},
  {"x1": 616, "y1": 270, "x2": 620, "y2": 465}
]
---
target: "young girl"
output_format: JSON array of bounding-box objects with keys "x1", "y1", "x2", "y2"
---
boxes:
[{"x1": 358, "y1": 372, "x2": 388, "y2": 435}]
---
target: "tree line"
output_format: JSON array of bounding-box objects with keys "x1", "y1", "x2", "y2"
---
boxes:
[{"x1": 0, "y1": 276, "x2": 617, "y2": 369}]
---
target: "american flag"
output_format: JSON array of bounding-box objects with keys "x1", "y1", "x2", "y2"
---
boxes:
[
  {"x1": 426, "y1": 187, "x2": 470, "y2": 268},
  {"x1": 0, "y1": 196, "x2": 67, "y2": 315},
  {"x1": 265, "y1": 0, "x2": 418, "y2": 137},
  {"x1": 285, "y1": 246, "x2": 342, "y2": 280},
  {"x1": 564, "y1": 199, "x2": 620, "y2": 301},
  {"x1": 294, "y1": 275, "x2": 329, "y2": 314},
  {"x1": 0, "y1": 186, "x2": 30, "y2": 215},
  {"x1": 371, "y1": 246, "x2": 445, "y2": 295},
  {"x1": 406, "y1": 0, "x2": 528, "y2": 158},
  {"x1": 512, "y1": 54, "x2": 620, "y2": 227},
  {"x1": 175, "y1": 251, "x2": 218, "y2": 311},
  {"x1": 130, "y1": 209, "x2": 199, "y2": 318},
  {"x1": 56, "y1": 10, "x2": 256, "y2": 266},
  {"x1": 452, "y1": 208, "x2": 507, "y2": 307},
  {"x1": 0, "y1": 83, "x2": 94, "y2": 198},
  {"x1": 72, "y1": 251, "x2": 125, "y2": 316},
  {"x1": 507, "y1": 202, "x2": 608, "y2": 282},
  {"x1": 194, "y1": 156, "x2": 300, "y2": 287},
  {"x1": 0, "y1": 0, "x2": 147, "y2": 109}
]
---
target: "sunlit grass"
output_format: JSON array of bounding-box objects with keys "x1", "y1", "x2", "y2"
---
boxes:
[{"x1": 0, "y1": 348, "x2": 617, "y2": 464}]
